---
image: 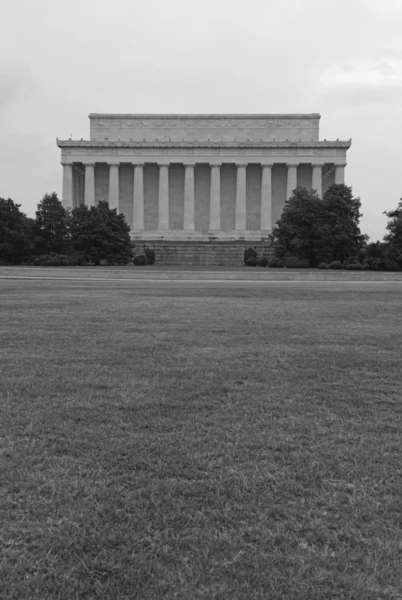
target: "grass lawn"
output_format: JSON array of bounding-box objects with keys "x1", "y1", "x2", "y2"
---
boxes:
[{"x1": 1, "y1": 280, "x2": 402, "y2": 599}]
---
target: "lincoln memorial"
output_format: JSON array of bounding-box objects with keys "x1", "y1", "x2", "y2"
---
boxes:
[{"x1": 57, "y1": 114, "x2": 351, "y2": 242}]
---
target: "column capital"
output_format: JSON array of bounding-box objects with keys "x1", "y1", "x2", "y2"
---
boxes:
[
  {"x1": 335, "y1": 162, "x2": 347, "y2": 167},
  {"x1": 83, "y1": 162, "x2": 95, "y2": 167},
  {"x1": 61, "y1": 161, "x2": 73, "y2": 167},
  {"x1": 183, "y1": 162, "x2": 196, "y2": 168},
  {"x1": 286, "y1": 162, "x2": 299, "y2": 168},
  {"x1": 157, "y1": 162, "x2": 169, "y2": 167},
  {"x1": 235, "y1": 162, "x2": 248, "y2": 168},
  {"x1": 261, "y1": 162, "x2": 274, "y2": 168},
  {"x1": 107, "y1": 162, "x2": 120, "y2": 167},
  {"x1": 311, "y1": 163, "x2": 323, "y2": 168},
  {"x1": 131, "y1": 161, "x2": 145, "y2": 167},
  {"x1": 210, "y1": 162, "x2": 222, "y2": 168}
]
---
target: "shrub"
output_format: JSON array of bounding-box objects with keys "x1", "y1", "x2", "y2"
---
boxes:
[
  {"x1": 363, "y1": 257, "x2": 379, "y2": 270},
  {"x1": 268, "y1": 258, "x2": 280, "y2": 268},
  {"x1": 47, "y1": 257, "x2": 61, "y2": 266},
  {"x1": 329, "y1": 260, "x2": 343, "y2": 269},
  {"x1": 133, "y1": 254, "x2": 147, "y2": 266},
  {"x1": 295, "y1": 259, "x2": 310, "y2": 268},
  {"x1": 257, "y1": 257, "x2": 268, "y2": 267},
  {"x1": 284, "y1": 256, "x2": 299, "y2": 268},
  {"x1": 58, "y1": 254, "x2": 71, "y2": 266},
  {"x1": 144, "y1": 247, "x2": 155, "y2": 265},
  {"x1": 32, "y1": 258, "x2": 41, "y2": 266},
  {"x1": 318, "y1": 262, "x2": 329, "y2": 269},
  {"x1": 245, "y1": 256, "x2": 258, "y2": 267},
  {"x1": 345, "y1": 263, "x2": 364, "y2": 270},
  {"x1": 343, "y1": 256, "x2": 360, "y2": 267},
  {"x1": 382, "y1": 259, "x2": 400, "y2": 272},
  {"x1": 244, "y1": 248, "x2": 257, "y2": 264}
]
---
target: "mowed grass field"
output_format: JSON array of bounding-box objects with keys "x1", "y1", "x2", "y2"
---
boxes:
[{"x1": 1, "y1": 279, "x2": 402, "y2": 600}]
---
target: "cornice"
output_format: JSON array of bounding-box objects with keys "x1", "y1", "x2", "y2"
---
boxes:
[
  {"x1": 89, "y1": 113, "x2": 321, "y2": 120},
  {"x1": 57, "y1": 139, "x2": 351, "y2": 149}
]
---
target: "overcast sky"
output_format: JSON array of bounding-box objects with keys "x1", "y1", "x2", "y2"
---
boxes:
[{"x1": 1, "y1": 0, "x2": 401, "y2": 241}]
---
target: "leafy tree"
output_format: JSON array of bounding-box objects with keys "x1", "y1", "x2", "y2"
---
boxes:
[
  {"x1": 383, "y1": 199, "x2": 402, "y2": 262},
  {"x1": 0, "y1": 198, "x2": 34, "y2": 264},
  {"x1": 68, "y1": 201, "x2": 132, "y2": 265},
  {"x1": 271, "y1": 184, "x2": 367, "y2": 266},
  {"x1": 33, "y1": 192, "x2": 68, "y2": 254},
  {"x1": 318, "y1": 184, "x2": 367, "y2": 263},
  {"x1": 271, "y1": 187, "x2": 325, "y2": 266}
]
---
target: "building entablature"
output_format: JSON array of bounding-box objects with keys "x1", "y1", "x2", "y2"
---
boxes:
[{"x1": 57, "y1": 139, "x2": 351, "y2": 149}]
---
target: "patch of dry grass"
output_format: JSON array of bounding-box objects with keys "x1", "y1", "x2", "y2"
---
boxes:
[{"x1": 1, "y1": 280, "x2": 402, "y2": 599}]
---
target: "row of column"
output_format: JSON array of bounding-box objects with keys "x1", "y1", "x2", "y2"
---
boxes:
[{"x1": 62, "y1": 162, "x2": 346, "y2": 231}]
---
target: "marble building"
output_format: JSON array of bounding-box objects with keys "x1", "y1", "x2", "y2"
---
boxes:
[{"x1": 57, "y1": 114, "x2": 351, "y2": 241}]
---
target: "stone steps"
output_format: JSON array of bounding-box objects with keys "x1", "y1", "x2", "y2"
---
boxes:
[{"x1": 131, "y1": 241, "x2": 274, "y2": 266}]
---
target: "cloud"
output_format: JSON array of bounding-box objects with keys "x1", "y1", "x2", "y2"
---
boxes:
[
  {"x1": 320, "y1": 59, "x2": 402, "y2": 88},
  {"x1": 0, "y1": 62, "x2": 35, "y2": 109}
]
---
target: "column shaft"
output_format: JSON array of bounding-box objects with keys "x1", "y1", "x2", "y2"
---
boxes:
[
  {"x1": 209, "y1": 164, "x2": 221, "y2": 230},
  {"x1": 133, "y1": 164, "x2": 144, "y2": 230},
  {"x1": 183, "y1": 164, "x2": 195, "y2": 231},
  {"x1": 286, "y1": 164, "x2": 298, "y2": 200},
  {"x1": 335, "y1": 164, "x2": 345, "y2": 185},
  {"x1": 235, "y1": 164, "x2": 247, "y2": 231},
  {"x1": 108, "y1": 164, "x2": 120, "y2": 210},
  {"x1": 158, "y1": 164, "x2": 169, "y2": 230},
  {"x1": 261, "y1": 164, "x2": 273, "y2": 231},
  {"x1": 62, "y1": 164, "x2": 73, "y2": 208},
  {"x1": 312, "y1": 164, "x2": 322, "y2": 197},
  {"x1": 84, "y1": 164, "x2": 95, "y2": 207}
]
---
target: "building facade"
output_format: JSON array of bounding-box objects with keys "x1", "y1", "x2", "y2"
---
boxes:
[{"x1": 57, "y1": 114, "x2": 351, "y2": 241}]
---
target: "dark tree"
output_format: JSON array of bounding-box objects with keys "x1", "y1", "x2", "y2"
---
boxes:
[
  {"x1": 383, "y1": 199, "x2": 402, "y2": 262},
  {"x1": 318, "y1": 184, "x2": 367, "y2": 263},
  {"x1": 271, "y1": 187, "x2": 325, "y2": 266},
  {"x1": 33, "y1": 192, "x2": 68, "y2": 254},
  {"x1": 0, "y1": 198, "x2": 34, "y2": 264},
  {"x1": 271, "y1": 184, "x2": 367, "y2": 266},
  {"x1": 68, "y1": 201, "x2": 132, "y2": 265}
]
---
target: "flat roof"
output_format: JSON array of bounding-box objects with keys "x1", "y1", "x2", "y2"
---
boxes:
[{"x1": 89, "y1": 113, "x2": 321, "y2": 120}]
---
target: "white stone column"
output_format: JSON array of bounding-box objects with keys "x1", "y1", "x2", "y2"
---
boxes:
[
  {"x1": 210, "y1": 163, "x2": 221, "y2": 230},
  {"x1": 133, "y1": 163, "x2": 144, "y2": 230},
  {"x1": 261, "y1": 163, "x2": 273, "y2": 231},
  {"x1": 312, "y1": 164, "x2": 323, "y2": 197},
  {"x1": 183, "y1": 163, "x2": 195, "y2": 231},
  {"x1": 286, "y1": 163, "x2": 298, "y2": 201},
  {"x1": 235, "y1": 163, "x2": 247, "y2": 231},
  {"x1": 84, "y1": 163, "x2": 95, "y2": 207},
  {"x1": 158, "y1": 163, "x2": 169, "y2": 230},
  {"x1": 335, "y1": 163, "x2": 346, "y2": 185},
  {"x1": 79, "y1": 169, "x2": 84, "y2": 205},
  {"x1": 61, "y1": 163, "x2": 73, "y2": 208},
  {"x1": 108, "y1": 163, "x2": 120, "y2": 210}
]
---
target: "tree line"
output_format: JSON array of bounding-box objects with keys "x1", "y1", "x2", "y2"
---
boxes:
[
  {"x1": 0, "y1": 185, "x2": 401, "y2": 268},
  {"x1": 270, "y1": 184, "x2": 402, "y2": 269},
  {"x1": 0, "y1": 194, "x2": 132, "y2": 266}
]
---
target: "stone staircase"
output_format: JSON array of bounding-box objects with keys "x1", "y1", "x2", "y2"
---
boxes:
[{"x1": 131, "y1": 240, "x2": 274, "y2": 267}]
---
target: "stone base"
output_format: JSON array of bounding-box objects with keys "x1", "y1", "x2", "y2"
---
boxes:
[
  {"x1": 131, "y1": 238, "x2": 274, "y2": 267},
  {"x1": 130, "y1": 230, "x2": 272, "y2": 242}
]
